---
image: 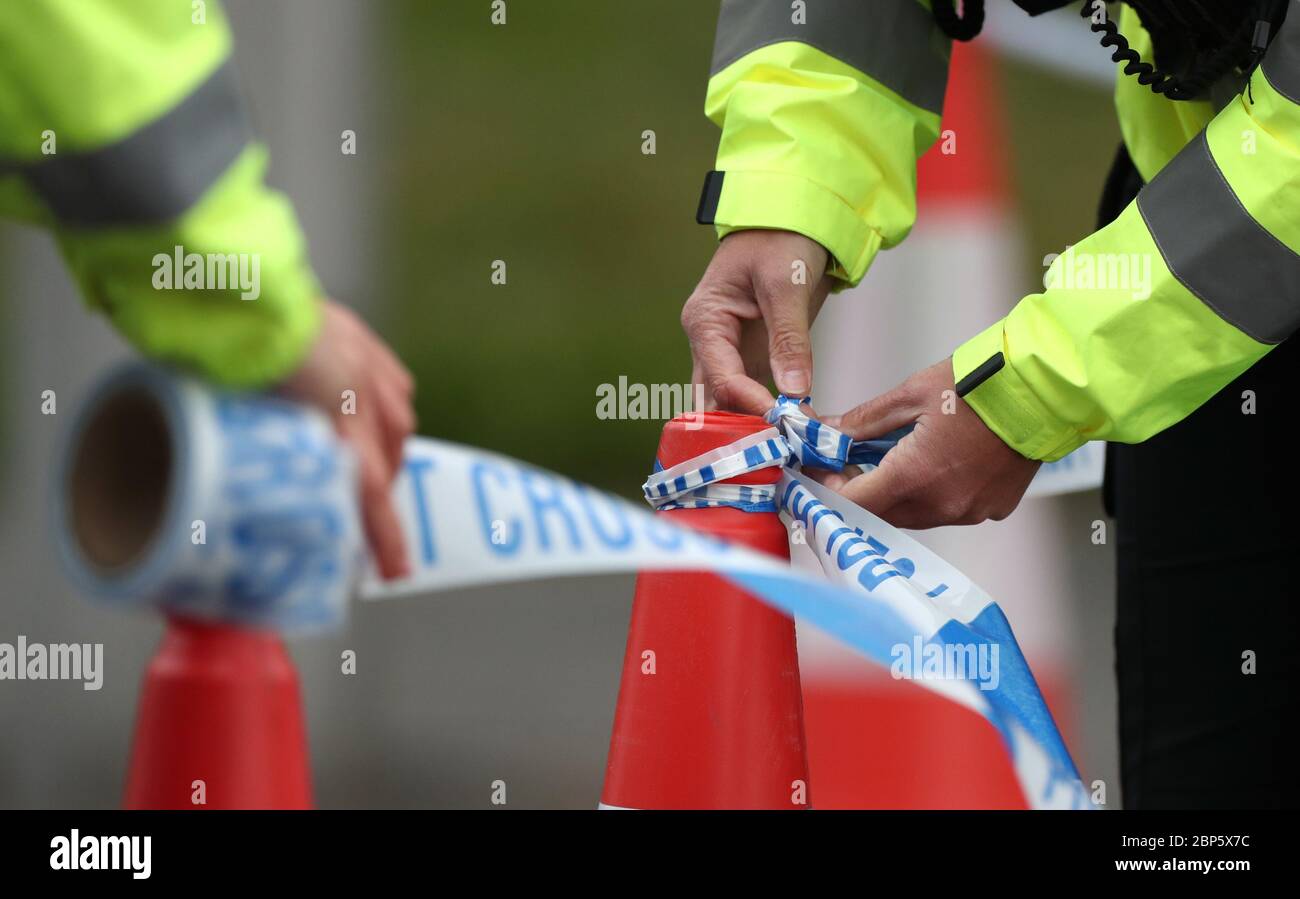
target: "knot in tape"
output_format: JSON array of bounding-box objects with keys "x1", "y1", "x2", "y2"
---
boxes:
[
  {"x1": 641, "y1": 397, "x2": 911, "y2": 512},
  {"x1": 768, "y1": 396, "x2": 913, "y2": 472}
]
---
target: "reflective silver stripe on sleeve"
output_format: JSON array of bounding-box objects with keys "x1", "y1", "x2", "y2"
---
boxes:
[
  {"x1": 1262, "y1": 6, "x2": 1300, "y2": 103},
  {"x1": 710, "y1": 0, "x2": 950, "y2": 114},
  {"x1": 18, "y1": 60, "x2": 251, "y2": 228},
  {"x1": 1136, "y1": 131, "x2": 1300, "y2": 345}
]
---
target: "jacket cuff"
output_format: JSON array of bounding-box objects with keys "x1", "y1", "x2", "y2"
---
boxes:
[
  {"x1": 706, "y1": 169, "x2": 884, "y2": 286},
  {"x1": 952, "y1": 320, "x2": 1084, "y2": 463}
]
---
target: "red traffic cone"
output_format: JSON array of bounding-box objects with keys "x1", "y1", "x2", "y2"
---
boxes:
[
  {"x1": 601, "y1": 411, "x2": 810, "y2": 809},
  {"x1": 123, "y1": 616, "x2": 313, "y2": 809}
]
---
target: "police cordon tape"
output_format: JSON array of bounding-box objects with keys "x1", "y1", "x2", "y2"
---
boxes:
[
  {"x1": 56, "y1": 364, "x2": 362, "y2": 631},
  {"x1": 56, "y1": 364, "x2": 1090, "y2": 810}
]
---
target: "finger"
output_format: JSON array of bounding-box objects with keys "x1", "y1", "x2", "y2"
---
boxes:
[
  {"x1": 828, "y1": 386, "x2": 922, "y2": 440},
  {"x1": 835, "y1": 467, "x2": 908, "y2": 519},
  {"x1": 753, "y1": 272, "x2": 813, "y2": 398},
  {"x1": 343, "y1": 306, "x2": 414, "y2": 398},
  {"x1": 372, "y1": 333, "x2": 415, "y2": 397},
  {"x1": 347, "y1": 393, "x2": 399, "y2": 479},
  {"x1": 689, "y1": 359, "x2": 718, "y2": 412},
  {"x1": 808, "y1": 274, "x2": 834, "y2": 321},
  {"x1": 803, "y1": 467, "x2": 852, "y2": 492},
  {"x1": 374, "y1": 378, "x2": 416, "y2": 473},
  {"x1": 692, "y1": 323, "x2": 774, "y2": 415},
  {"x1": 356, "y1": 438, "x2": 411, "y2": 579},
  {"x1": 737, "y1": 318, "x2": 771, "y2": 383},
  {"x1": 873, "y1": 501, "x2": 944, "y2": 531},
  {"x1": 798, "y1": 457, "x2": 857, "y2": 488}
]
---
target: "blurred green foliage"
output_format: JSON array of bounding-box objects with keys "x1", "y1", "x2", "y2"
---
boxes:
[
  {"x1": 0, "y1": 240, "x2": 10, "y2": 474},
  {"x1": 378, "y1": 0, "x2": 719, "y2": 493},
  {"x1": 376, "y1": 1, "x2": 1119, "y2": 495}
]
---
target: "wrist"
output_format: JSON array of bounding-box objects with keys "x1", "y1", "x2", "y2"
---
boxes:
[{"x1": 698, "y1": 170, "x2": 884, "y2": 286}]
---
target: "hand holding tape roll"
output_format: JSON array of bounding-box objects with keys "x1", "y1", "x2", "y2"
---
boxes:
[{"x1": 56, "y1": 365, "x2": 1090, "y2": 809}]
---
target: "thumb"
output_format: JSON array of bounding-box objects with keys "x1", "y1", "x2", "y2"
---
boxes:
[{"x1": 755, "y1": 275, "x2": 814, "y2": 398}]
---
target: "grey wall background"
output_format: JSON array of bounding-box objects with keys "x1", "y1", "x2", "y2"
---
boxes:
[{"x1": 0, "y1": 1, "x2": 1118, "y2": 809}]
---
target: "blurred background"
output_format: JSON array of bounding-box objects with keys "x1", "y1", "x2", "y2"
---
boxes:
[{"x1": 0, "y1": 0, "x2": 1122, "y2": 808}]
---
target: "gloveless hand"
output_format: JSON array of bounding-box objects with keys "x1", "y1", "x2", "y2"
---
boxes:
[
  {"x1": 279, "y1": 300, "x2": 416, "y2": 578},
  {"x1": 814, "y1": 359, "x2": 1041, "y2": 529},
  {"x1": 681, "y1": 229, "x2": 834, "y2": 415}
]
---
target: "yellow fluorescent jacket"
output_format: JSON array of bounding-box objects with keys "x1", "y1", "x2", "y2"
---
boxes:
[
  {"x1": 0, "y1": 0, "x2": 320, "y2": 388},
  {"x1": 702, "y1": 1, "x2": 1300, "y2": 460}
]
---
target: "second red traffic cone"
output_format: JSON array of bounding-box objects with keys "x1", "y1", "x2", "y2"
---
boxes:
[{"x1": 123, "y1": 615, "x2": 313, "y2": 809}]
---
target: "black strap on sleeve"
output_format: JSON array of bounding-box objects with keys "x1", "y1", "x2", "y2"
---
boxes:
[
  {"x1": 955, "y1": 352, "x2": 1005, "y2": 397},
  {"x1": 695, "y1": 170, "x2": 725, "y2": 225}
]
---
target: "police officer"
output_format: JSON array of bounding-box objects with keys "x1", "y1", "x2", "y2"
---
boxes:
[
  {"x1": 1, "y1": 0, "x2": 415, "y2": 578},
  {"x1": 682, "y1": 0, "x2": 1299, "y2": 808}
]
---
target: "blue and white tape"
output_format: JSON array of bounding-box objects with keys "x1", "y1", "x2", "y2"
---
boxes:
[
  {"x1": 372, "y1": 436, "x2": 1088, "y2": 809},
  {"x1": 55, "y1": 364, "x2": 362, "y2": 632},
  {"x1": 636, "y1": 394, "x2": 1087, "y2": 809},
  {"x1": 767, "y1": 395, "x2": 912, "y2": 470},
  {"x1": 643, "y1": 396, "x2": 912, "y2": 512},
  {"x1": 57, "y1": 367, "x2": 1089, "y2": 808},
  {"x1": 643, "y1": 427, "x2": 789, "y2": 512}
]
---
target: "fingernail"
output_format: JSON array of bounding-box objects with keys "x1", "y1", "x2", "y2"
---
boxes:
[{"x1": 779, "y1": 369, "x2": 810, "y2": 396}]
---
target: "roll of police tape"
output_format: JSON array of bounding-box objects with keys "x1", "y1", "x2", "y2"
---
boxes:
[
  {"x1": 57, "y1": 365, "x2": 1090, "y2": 809},
  {"x1": 56, "y1": 363, "x2": 363, "y2": 631}
]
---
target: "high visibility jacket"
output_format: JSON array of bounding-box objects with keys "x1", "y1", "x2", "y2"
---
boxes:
[
  {"x1": 701, "y1": 0, "x2": 1300, "y2": 461},
  {"x1": 0, "y1": 0, "x2": 319, "y2": 388}
]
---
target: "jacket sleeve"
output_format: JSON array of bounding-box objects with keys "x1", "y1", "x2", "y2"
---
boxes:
[
  {"x1": 953, "y1": 10, "x2": 1300, "y2": 462},
  {"x1": 700, "y1": 0, "x2": 952, "y2": 286},
  {"x1": 0, "y1": 0, "x2": 320, "y2": 389}
]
